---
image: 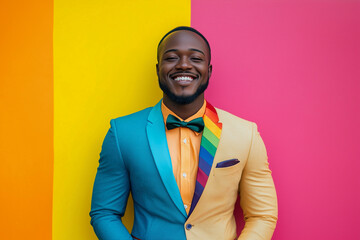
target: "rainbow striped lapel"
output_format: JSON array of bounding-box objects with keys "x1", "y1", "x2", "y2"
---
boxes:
[{"x1": 188, "y1": 101, "x2": 222, "y2": 216}]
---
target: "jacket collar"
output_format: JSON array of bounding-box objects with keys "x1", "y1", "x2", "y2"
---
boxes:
[{"x1": 146, "y1": 100, "x2": 187, "y2": 217}]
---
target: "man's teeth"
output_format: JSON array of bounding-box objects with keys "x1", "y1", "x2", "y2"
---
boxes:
[{"x1": 174, "y1": 76, "x2": 194, "y2": 82}]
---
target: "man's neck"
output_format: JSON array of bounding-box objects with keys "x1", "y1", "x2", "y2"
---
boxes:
[{"x1": 163, "y1": 94, "x2": 205, "y2": 120}]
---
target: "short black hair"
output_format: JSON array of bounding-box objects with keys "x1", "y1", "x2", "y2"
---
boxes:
[{"x1": 157, "y1": 26, "x2": 211, "y2": 63}]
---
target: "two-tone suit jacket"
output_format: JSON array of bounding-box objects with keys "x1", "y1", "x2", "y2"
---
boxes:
[{"x1": 90, "y1": 100, "x2": 278, "y2": 240}]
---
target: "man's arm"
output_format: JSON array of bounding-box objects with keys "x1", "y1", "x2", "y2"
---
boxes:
[
  {"x1": 238, "y1": 123, "x2": 278, "y2": 240},
  {"x1": 90, "y1": 119, "x2": 133, "y2": 240}
]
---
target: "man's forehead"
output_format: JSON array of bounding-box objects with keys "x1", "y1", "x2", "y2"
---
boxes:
[{"x1": 159, "y1": 30, "x2": 208, "y2": 52}]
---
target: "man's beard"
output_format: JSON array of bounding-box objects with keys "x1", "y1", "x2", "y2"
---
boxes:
[{"x1": 158, "y1": 78, "x2": 209, "y2": 105}]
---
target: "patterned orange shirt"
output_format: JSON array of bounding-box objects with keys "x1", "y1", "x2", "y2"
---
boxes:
[{"x1": 161, "y1": 100, "x2": 206, "y2": 214}]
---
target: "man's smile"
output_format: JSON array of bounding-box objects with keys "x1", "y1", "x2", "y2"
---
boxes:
[
  {"x1": 174, "y1": 76, "x2": 194, "y2": 82},
  {"x1": 170, "y1": 73, "x2": 198, "y2": 86}
]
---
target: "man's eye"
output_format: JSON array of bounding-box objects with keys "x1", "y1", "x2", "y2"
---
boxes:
[
  {"x1": 191, "y1": 57, "x2": 203, "y2": 62},
  {"x1": 165, "y1": 57, "x2": 178, "y2": 61}
]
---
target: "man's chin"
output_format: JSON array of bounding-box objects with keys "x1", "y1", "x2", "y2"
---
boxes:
[
  {"x1": 167, "y1": 94, "x2": 199, "y2": 105},
  {"x1": 159, "y1": 80, "x2": 209, "y2": 105},
  {"x1": 162, "y1": 88, "x2": 199, "y2": 105}
]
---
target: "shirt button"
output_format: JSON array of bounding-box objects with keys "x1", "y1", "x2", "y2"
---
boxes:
[
  {"x1": 186, "y1": 224, "x2": 192, "y2": 230},
  {"x1": 182, "y1": 172, "x2": 187, "y2": 178},
  {"x1": 183, "y1": 138, "x2": 187, "y2": 144},
  {"x1": 184, "y1": 204, "x2": 188, "y2": 209}
]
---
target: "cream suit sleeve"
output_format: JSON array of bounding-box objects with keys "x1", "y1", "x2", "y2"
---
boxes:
[{"x1": 238, "y1": 123, "x2": 278, "y2": 240}]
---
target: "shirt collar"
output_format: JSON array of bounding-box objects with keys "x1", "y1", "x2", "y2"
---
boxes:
[{"x1": 161, "y1": 100, "x2": 206, "y2": 135}]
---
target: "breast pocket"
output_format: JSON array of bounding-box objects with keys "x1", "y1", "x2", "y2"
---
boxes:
[
  {"x1": 214, "y1": 158, "x2": 242, "y2": 176},
  {"x1": 216, "y1": 158, "x2": 240, "y2": 168}
]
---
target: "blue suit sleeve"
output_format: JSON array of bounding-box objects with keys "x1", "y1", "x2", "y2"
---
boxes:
[{"x1": 90, "y1": 119, "x2": 133, "y2": 240}]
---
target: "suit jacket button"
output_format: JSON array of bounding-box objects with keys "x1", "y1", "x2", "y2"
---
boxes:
[{"x1": 186, "y1": 224, "x2": 192, "y2": 230}]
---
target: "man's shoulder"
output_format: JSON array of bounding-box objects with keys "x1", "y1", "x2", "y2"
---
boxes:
[
  {"x1": 215, "y1": 107, "x2": 256, "y2": 130},
  {"x1": 214, "y1": 106, "x2": 259, "y2": 149},
  {"x1": 112, "y1": 107, "x2": 153, "y2": 126}
]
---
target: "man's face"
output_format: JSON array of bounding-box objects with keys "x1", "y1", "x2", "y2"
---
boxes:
[{"x1": 157, "y1": 30, "x2": 212, "y2": 105}]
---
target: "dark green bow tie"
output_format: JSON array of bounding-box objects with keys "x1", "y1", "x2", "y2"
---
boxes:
[{"x1": 166, "y1": 114, "x2": 205, "y2": 133}]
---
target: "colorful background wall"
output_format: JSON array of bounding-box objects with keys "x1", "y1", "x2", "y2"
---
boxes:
[{"x1": 1, "y1": 0, "x2": 359, "y2": 239}]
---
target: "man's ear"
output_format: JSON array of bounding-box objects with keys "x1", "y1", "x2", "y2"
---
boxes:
[
  {"x1": 208, "y1": 64, "x2": 212, "y2": 79},
  {"x1": 156, "y1": 63, "x2": 159, "y2": 77}
]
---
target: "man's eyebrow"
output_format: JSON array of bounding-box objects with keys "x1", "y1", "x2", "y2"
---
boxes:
[
  {"x1": 164, "y1": 49, "x2": 177, "y2": 54},
  {"x1": 163, "y1": 48, "x2": 205, "y2": 56},
  {"x1": 189, "y1": 48, "x2": 205, "y2": 56}
]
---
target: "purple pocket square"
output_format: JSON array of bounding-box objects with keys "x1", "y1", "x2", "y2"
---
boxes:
[{"x1": 216, "y1": 159, "x2": 240, "y2": 168}]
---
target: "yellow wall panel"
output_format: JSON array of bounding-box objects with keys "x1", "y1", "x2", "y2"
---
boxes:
[{"x1": 53, "y1": 1, "x2": 190, "y2": 239}]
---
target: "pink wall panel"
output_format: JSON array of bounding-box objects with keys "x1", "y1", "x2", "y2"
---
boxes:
[{"x1": 191, "y1": 0, "x2": 360, "y2": 239}]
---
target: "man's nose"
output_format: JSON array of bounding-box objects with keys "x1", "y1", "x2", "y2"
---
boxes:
[{"x1": 176, "y1": 57, "x2": 192, "y2": 70}]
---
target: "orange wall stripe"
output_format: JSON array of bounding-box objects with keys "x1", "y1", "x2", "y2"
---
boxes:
[{"x1": 0, "y1": 0, "x2": 53, "y2": 239}]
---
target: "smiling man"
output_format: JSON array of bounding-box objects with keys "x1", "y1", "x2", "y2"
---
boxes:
[{"x1": 90, "y1": 26, "x2": 278, "y2": 240}]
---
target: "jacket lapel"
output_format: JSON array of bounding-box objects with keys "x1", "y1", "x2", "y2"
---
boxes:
[
  {"x1": 146, "y1": 101, "x2": 187, "y2": 218},
  {"x1": 188, "y1": 101, "x2": 222, "y2": 216}
]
